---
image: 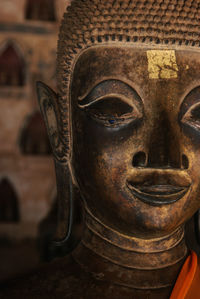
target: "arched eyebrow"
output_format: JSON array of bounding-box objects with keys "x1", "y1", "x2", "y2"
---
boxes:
[
  {"x1": 78, "y1": 79, "x2": 142, "y2": 107},
  {"x1": 179, "y1": 86, "x2": 200, "y2": 121}
]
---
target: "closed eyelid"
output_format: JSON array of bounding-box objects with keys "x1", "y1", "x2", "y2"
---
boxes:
[
  {"x1": 78, "y1": 94, "x2": 133, "y2": 108},
  {"x1": 78, "y1": 79, "x2": 142, "y2": 107}
]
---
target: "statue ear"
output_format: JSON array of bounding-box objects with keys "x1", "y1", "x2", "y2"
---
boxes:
[
  {"x1": 36, "y1": 81, "x2": 67, "y2": 163},
  {"x1": 36, "y1": 81, "x2": 84, "y2": 259}
]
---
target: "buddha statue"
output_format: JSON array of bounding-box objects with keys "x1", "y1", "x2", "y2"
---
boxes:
[{"x1": 1, "y1": 0, "x2": 200, "y2": 298}]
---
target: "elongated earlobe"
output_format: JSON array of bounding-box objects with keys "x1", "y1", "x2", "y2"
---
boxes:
[
  {"x1": 48, "y1": 161, "x2": 84, "y2": 260},
  {"x1": 36, "y1": 81, "x2": 84, "y2": 259}
]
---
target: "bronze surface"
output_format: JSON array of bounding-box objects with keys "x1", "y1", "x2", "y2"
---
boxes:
[
  {"x1": 36, "y1": 1, "x2": 200, "y2": 297},
  {"x1": 3, "y1": 0, "x2": 200, "y2": 298}
]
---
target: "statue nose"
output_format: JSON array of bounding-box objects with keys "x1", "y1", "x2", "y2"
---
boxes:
[
  {"x1": 132, "y1": 114, "x2": 189, "y2": 170},
  {"x1": 147, "y1": 114, "x2": 180, "y2": 169}
]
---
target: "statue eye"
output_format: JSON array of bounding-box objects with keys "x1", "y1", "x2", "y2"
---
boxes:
[
  {"x1": 84, "y1": 97, "x2": 142, "y2": 127},
  {"x1": 181, "y1": 102, "x2": 200, "y2": 131}
]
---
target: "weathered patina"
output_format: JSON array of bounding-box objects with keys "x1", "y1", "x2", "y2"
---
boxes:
[{"x1": 2, "y1": 1, "x2": 200, "y2": 298}]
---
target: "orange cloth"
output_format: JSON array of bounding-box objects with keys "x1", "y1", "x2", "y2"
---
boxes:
[{"x1": 170, "y1": 251, "x2": 200, "y2": 299}]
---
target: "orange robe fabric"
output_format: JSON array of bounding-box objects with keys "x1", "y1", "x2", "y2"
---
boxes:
[{"x1": 170, "y1": 251, "x2": 200, "y2": 299}]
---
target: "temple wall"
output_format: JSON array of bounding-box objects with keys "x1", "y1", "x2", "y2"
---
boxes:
[
  {"x1": 0, "y1": 0, "x2": 70, "y2": 23},
  {"x1": 0, "y1": 156, "x2": 56, "y2": 222},
  {"x1": 0, "y1": 0, "x2": 70, "y2": 240},
  {"x1": 0, "y1": 31, "x2": 57, "y2": 154}
]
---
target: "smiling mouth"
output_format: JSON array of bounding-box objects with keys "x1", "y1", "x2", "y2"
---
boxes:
[{"x1": 126, "y1": 182, "x2": 190, "y2": 206}]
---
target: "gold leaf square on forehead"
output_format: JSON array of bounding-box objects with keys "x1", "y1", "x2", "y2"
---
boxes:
[{"x1": 147, "y1": 50, "x2": 178, "y2": 79}]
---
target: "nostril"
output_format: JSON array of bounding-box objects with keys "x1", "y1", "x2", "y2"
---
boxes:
[
  {"x1": 132, "y1": 151, "x2": 146, "y2": 167},
  {"x1": 182, "y1": 154, "x2": 189, "y2": 169}
]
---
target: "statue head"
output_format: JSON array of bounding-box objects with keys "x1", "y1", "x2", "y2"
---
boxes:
[{"x1": 37, "y1": 0, "x2": 200, "y2": 256}]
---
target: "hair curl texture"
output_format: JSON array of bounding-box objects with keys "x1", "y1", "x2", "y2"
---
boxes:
[{"x1": 57, "y1": 0, "x2": 200, "y2": 160}]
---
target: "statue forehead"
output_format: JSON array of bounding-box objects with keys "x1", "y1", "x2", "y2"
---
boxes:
[
  {"x1": 71, "y1": 45, "x2": 200, "y2": 98},
  {"x1": 56, "y1": 0, "x2": 200, "y2": 158}
]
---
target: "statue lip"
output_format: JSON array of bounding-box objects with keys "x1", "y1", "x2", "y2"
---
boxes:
[{"x1": 126, "y1": 182, "x2": 190, "y2": 206}]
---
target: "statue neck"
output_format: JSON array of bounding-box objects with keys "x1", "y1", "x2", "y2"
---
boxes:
[{"x1": 73, "y1": 204, "x2": 188, "y2": 296}]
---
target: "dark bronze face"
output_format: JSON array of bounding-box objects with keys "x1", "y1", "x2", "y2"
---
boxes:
[{"x1": 71, "y1": 46, "x2": 200, "y2": 238}]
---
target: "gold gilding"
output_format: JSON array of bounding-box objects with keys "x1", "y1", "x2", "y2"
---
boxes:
[{"x1": 147, "y1": 50, "x2": 178, "y2": 79}]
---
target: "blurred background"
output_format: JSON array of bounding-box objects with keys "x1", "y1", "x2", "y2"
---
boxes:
[{"x1": 0, "y1": 0, "x2": 70, "y2": 284}]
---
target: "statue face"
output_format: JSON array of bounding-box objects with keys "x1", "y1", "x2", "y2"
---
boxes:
[{"x1": 71, "y1": 46, "x2": 200, "y2": 238}]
